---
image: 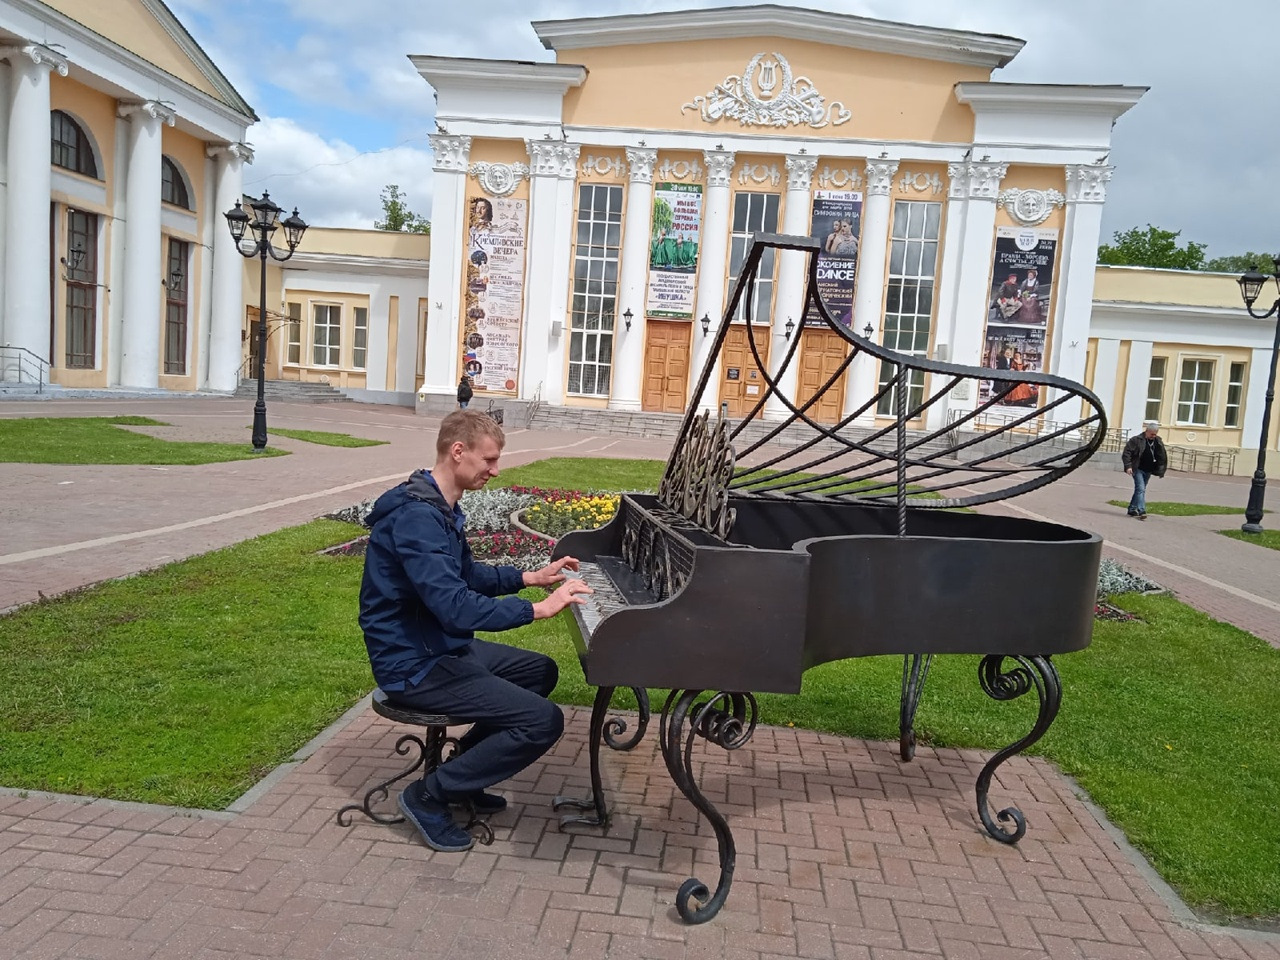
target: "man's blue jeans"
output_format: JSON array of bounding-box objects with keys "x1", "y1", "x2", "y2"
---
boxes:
[{"x1": 1127, "y1": 469, "x2": 1152, "y2": 515}]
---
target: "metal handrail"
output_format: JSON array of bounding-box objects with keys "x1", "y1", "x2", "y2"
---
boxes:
[{"x1": 0, "y1": 345, "x2": 50, "y2": 394}]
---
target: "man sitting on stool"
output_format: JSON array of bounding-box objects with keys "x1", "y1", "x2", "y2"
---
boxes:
[{"x1": 358, "y1": 409, "x2": 592, "y2": 852}]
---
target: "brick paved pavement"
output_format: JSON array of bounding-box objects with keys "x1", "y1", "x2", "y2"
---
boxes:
[{"x1": 2, "y1": 397, "x2": 1279, "y2": 958}]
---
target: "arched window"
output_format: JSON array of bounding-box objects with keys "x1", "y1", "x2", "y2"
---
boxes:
[
  {"x1": 161, "y1": 156, "x2": 191, "y2": 209},
  {"x1": 50, "y1": 110, "x2": 98, "y2": 179}
]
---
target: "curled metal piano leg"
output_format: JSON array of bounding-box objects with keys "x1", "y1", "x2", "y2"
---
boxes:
[
  {"x1": 661, "y1": 688, "x2": 758, "y2": 924},
  {"x1": 603, "y1": 686, "x2": 651, "y2": 750},
  {"x1": 554, "y1": 685, "x2": 614, "y2": 829},
  {"x1": 975, "y1": 654, "x2": 1061, "y2": 844},
  {"x1": 335, "y1": 730, "x2": 432, "y2": 826},
  {"x1": 899, "y1": 653, "x2": 933, "y2": 762}
]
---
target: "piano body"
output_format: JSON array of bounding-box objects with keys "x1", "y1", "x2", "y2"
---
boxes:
[{"x1": 550, "y1": 234, "x2": 1106, "y2": 924}]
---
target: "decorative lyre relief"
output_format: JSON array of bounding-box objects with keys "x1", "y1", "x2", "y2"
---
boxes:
[{"x1": 682, "y1": 52, "x2": 851, "y2": 129}]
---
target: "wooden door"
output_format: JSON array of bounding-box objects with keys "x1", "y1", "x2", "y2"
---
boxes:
[
  {"x1": 797, "y1": 328, "x2": 849, "y2": 423},
  {"x1": 641, "y1": 320, "x2": 691, "y2": 413},
  {"x1": 720, "y1": 324, "x2": 771, "y2": 418}
]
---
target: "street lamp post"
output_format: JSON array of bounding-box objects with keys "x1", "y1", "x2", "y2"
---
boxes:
[
  {"x1": 224, "y1": 192, "x2": 308, "y2": 451},
  {"x1": 1235, "y1": 258, "x2": 1280, "y2": 534}
]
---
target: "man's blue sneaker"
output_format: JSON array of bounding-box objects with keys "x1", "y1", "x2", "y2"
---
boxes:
[
  {"x1": 453, "y1": 791, "x2": 507, "y2": 815},
  {"x1": 398, "y1": 781, "x2": 474, "y2": 853}
]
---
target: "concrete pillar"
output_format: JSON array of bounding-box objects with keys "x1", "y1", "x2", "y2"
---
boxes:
[
  {"x1": 421, "y1": 134, "x2": 470, "y2": 399},
  {"x1": 844, "y1": 159, "x2": 898, "y2": 422},
  {"x1": 1, "y1": 44, "x2": 68, "y2": 365},
  {"x1": 542, "y1": 147, "x2": 580, "y2": 407},
  {"x1": 118, "y1": 101, "x2": 175, "y2": 388},
  {"x1": 205, "y1": 142, "x2": 251, "y2": 391},
  {"x1": 690, "y1": 149, "x2": 735, "y2": 413},
  {"x1": 609, "y1": 147, "x2": 656, "y2": 411},
  {"x1": 763, "y1": 154, "x2": 817, "y2": 421}
]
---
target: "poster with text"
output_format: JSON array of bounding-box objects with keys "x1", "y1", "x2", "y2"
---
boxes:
[
  {"x1": 645, "y1": 182, "x2": 703, "y2": 318},
  {"x1": 979, "y1": 325, "x2": 1046, "y2": 412},
  {"x1": 986, "y1": 226, "x2": 1057, "y2": 327},
  {"x1": 462, "y1": 196, "x2": 527, "y2": 393},
  {"x1": 806, "y1": 190, "x2": 863, "y2": 326}
]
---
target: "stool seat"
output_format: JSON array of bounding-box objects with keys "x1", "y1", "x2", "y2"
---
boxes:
[{"x1": 370, "y1": 687, "x2": 461, "y2": 728}]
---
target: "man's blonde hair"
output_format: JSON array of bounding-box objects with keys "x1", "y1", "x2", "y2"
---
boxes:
[{"x1": 436, "y1": 409, "x2": 506, "y2": 458}]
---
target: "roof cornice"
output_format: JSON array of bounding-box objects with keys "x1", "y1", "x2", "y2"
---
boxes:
[
  {"x1": 532, "y1": 4, "x2": 1024, "y2": 68},
  {"x1": 139, "y1": 0, "x2": 256, "y2": 120},
  {"x1": 956, "y1": 82, "x2": 1148, "y2": 119},
  {"x1": 410, "y1": 56, "x2": 587, "y2": 92}
]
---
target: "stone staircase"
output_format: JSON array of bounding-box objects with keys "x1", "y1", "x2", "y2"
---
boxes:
[{"x1": 235, "y1": 378, "x2": 347, "y2": 403}]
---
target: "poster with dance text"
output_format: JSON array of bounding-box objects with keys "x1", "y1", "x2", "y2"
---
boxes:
[
  {"x1": 462, "y1": 196, "x2": 527, "y2": 394},
  {"x1": 805, "y1": 190, "x2": 863, "y2": 326},
  {"x1": 645, "y1": 182, "x2": 703, "y2": 319}
]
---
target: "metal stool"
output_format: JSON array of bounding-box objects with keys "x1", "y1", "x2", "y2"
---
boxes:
[{"x1": 335, "y1": 688, "x2": 493, "y2": 844}]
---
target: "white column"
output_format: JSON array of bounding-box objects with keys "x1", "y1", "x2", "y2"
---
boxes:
[
  {"x1": 0, "y1": 59, "x2": 9, "y2": 355},
  {"x1": 422, "y1": 134, "x2": 470, "y2": 399},
  {"x1": 1052, "y1": 165, "x2": 1114, "y2": 416},
  {"x1": 1, "y1": 44, "x2": 68, "y2": 364},
  {"x1": 844, "y1": 159, "x2": 898, "y2": 422},
  {"x1": 922, "y1": 171, "x2": 971, "y2": 432},
  {"x1": 1090, "y1": 337, "x2": 1121, "y2": 419},
  {"x1": 1242, "y1": 346, "x2": 1274, "y2": 450},
  {"x1": 691, "y1": 149, "x2": 735, "y2": 412},
  {"x1": 205, "y1": 142, "x2": 251, "y2": 391},
  {"x1": 943, "y1": 160, "x2": 1007, "y2": 415},
  {"x1": 542, "y1": 146, "x2": 580, "y2": 407},
  {"x1": 763, "y1": 154, "x2": 817, "y2": 421},
  {"x1": 118, "y1": 101, "x2": 175, "y2": 388},
  {"x1": 609, "y1": 147, "x2": 657, "y2": 411},
  {"x1": 1121, "y1": 339, "x2": 1153, "y2": 435},
  {"x1": 520, "y1": 140, "x2": 578, "y2": 404}
]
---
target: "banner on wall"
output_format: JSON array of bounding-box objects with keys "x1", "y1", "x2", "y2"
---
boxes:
[
  {"x1": 980, "y1": 226, "x2": 1058, "y2": 413},
  {"x1": 979, "y1": 326, "x2": 1047, "y2": 410},
  {"x1": 805, "y1": 190, "x2": 863, "y2": 326},
  {"x1": 462, "y1": 196, "x2": 527, "y2": 393},
  {"x1": 645, "y1": 182, "x2": 703, "y2": 319}
]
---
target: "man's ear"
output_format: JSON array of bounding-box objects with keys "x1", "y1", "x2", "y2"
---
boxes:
[{"x1": 450, "y1": 440, "x2": 467, "y2": 461}]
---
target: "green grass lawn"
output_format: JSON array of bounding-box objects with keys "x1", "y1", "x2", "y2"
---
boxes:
[
  {"x1": 0, "y1": 416, "x2": 287, "y2": 464},
  {"x1": 265, "y1": 427, "x2": 387, "y2": 448},
  {"x1": 1221, "y1": 528, "x2": 1280, "y2": 551},
  {"x1": 1107, "y1": 500, "x2": 1261, "y2": 517},
  {"x1": 498, "y1": 457, "x2": 666, "y2": 492}
]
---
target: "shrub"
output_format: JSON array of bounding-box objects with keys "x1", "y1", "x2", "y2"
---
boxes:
[
  {"x1": 462, "y1": 486, "x2": 537, "y2": 532},
  {"x1": 1097, "y1": 557, "x2": 1162, "y2": 598}
]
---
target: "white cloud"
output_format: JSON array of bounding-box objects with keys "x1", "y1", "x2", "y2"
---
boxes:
[{"x1": 242, "y1": 117, "x2": 434, "y2": 229}]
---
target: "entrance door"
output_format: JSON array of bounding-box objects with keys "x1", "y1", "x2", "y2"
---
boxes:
[
  {"x1": 797, "y1": 327, "x2": 849, "y2": 423},
  {"x1": 720, "y1": 324, "x2": 771, "y2": 418},
  {"x1": 641, "y1": 320, "x2": 691, "y2": 413}
]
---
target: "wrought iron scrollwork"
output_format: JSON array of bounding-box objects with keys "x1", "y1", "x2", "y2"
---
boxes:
[
  {"x1": 554, "y1": 686, "x2": 652, "y2": 829},
  {"x1": 899, "y1": 653, "x2": 934, "y2": 761},
  {"x1": 660, "y1": 689, "x2": 759, "y2": 924},
  {"x1": 658, "y1": 410, "x2": 737, "y2": 539},
  {"x1": 975, "y1": 654, "x2": 1061, "y2": 844}
]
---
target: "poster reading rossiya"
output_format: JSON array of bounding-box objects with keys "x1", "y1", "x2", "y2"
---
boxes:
[
  {"x1": 462, "y1": 197, "x2": 527, "y2": 393},
  {"x1": 645, "y1": 183, "x2": 702, "y2": 319},
  {"x1": 979, "y1": 226, "x2": 1058, "y2": 411},
  {"x1": 806, "y1": 190, "x2": 863, "y2": 326}
]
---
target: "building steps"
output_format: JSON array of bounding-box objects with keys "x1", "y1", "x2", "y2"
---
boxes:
[{"x1": 235, "y1": 379, "x2": 347, "y2": 403}]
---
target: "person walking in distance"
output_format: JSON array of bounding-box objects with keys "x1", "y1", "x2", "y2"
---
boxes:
[
  {"x1": 456, "y1": 375, "x2": 473, "y2": 409},
  {"x1": 1122, "y1": 420, "x2": 1168, "y2": 520}
]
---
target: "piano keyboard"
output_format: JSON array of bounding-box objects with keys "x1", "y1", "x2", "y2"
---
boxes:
[{"x1": 569, "y1": 561, "x2": 628, "y2": 637}]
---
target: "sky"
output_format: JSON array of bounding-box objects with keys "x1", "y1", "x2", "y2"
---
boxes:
[{"x1": 166, "y1": 0, "x2": 1280, "y2": 260}]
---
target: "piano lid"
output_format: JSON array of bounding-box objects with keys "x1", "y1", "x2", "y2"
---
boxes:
[{"x1": 657, "y1": 233, "x2": 1108, "y2": 530}]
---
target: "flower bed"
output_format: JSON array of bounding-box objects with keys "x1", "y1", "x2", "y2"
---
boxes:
[{"x1": 518, "y1": 490, "x2": 619, "y2": 538}]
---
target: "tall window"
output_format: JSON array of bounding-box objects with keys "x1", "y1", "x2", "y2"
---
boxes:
[
  {"x1": 353, "y1": 306, "x2": 368, "y2": 369},
  {"x1": 286, "y1": 302, "x2": 302, "y2": 364},
  {"x1": 312, "y1": 304, "x2": 341, "y2": 366},
  {"x1": 567, "y1": 184, "x2": 622, "y2": 397},
  {"x1": 161, "y1": 157, "x2": 191, "y2": 209},
  {"x1": 877, "y1": 201, "x2": 942, "y2": 415},
  {"x1": 64, "y1": 209, "x2": 98, "y2": 368},
  {"x1": 51, "y1": 111, "x2": 98, "y2": 178},
  {"x1": 1225, "y1": 361, "x2": 1247, "y2": 428},
  {"x1": 1145, "y1": 357, "x2": 1167, "y2": 423},
  {"x1": 1176, "y1": 359, "x2": 1214, "y2": 426},
  {"x1": 163, "y1": 238, "x2": 189, "y2": 374},
  {"x1": 727, "y1": 192, "x2": 780, "y2": 324}
]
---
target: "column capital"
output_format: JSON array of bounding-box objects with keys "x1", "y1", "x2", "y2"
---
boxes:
[
  {"x1": 118, "y1": 100, "x2": 177, "y2": 126},
  {"x1": 864, "y1": 159, "x2": 900, "y2": 196},
  {"x1": 625, "y1": 147, "x2": 658, "y2": 184},
  {"x1": 526, "y1": 139, "x2": 580, "y2": 179},
  {"x1": 429, "y1": 133, "x2": 472, "y2": 172},
  {"x1": 946, "y1": 159, "x2": 1008, "y2": 201},
  {"x1": 703, "y1": 149, "x2": 736, "y2": 188},
  {"x1": 1064, "y1": 164, "x2": 1114, "y2": 203},
  {"x1": 785, "y1": 154, "x2": 819, "y2": 191},
  {"x1": 206, "y1": 142, "x2": 255, "y2": 164},
  {"x1": 0, "y1": 42, "x2": 69, "y2": 76}
]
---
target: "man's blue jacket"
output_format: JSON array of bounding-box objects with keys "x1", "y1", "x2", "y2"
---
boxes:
[{"x1": 358, "y1": 470, "x2": 533, "y2": 691}]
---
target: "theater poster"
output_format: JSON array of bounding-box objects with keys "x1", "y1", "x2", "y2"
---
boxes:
[
  {"x1": 979, "y1": 325, "x2": 1047, "y2": 410},
  {"x1": 462, "y1": 196, "x2": 527, "y2": 393},
  {"x1": 645, "y1": 182, "x2": 702, "y2": 319},
  {"x1": 986, "y1": 226, "x2": 1057, "y2": 328},
  {"x1": 806, "y1": 190, "x2": 863, "y2": 326}
]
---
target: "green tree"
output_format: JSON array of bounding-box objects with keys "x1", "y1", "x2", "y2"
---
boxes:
[
  {"x1": 1097, "y1": 224, "x2": 1206, "y2": 270},
  {"x1": 374, "y1": 184, "x2": 430, "y2": 234},
  {"x1": 1204, "y1": 251, "x2": 1278, "y2": 274}
]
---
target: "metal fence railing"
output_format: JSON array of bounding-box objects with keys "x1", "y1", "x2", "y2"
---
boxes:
[
  {"x1": 1165, "y1": 445, "x2": 1237, "y2": 476},
  {"x1": 0, "y1": 345, "x2": 49, "y2": 393}
]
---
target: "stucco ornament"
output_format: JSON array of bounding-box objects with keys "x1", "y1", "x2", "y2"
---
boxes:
[
  {"x1": 997, "y1": 188, "x2": 1066, "y2": 226},
  {"x1": 682, "y1": 52, "x2": 850, "y2": 129},
  {"x1": 469, "y1": 162, "x2": 529, "y2": 197}
]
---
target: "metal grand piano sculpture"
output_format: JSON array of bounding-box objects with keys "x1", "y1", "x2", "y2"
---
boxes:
[{"x1": 550, "y1": 234, "x2": 1106, "y2": 924}]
